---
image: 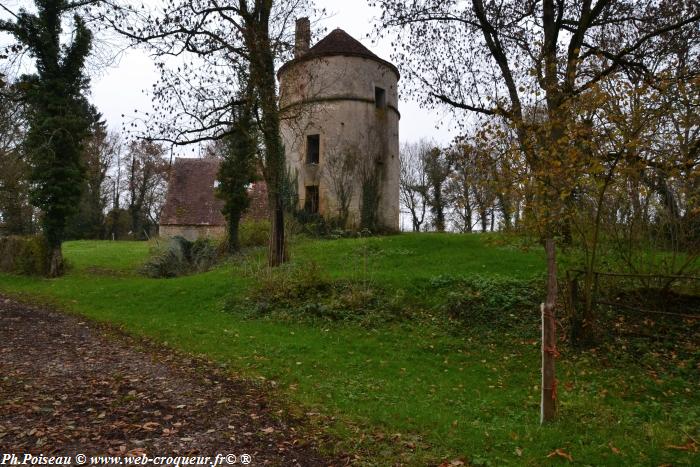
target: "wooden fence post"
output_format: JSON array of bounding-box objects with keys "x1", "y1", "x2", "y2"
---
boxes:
[{"x1": 541, "y1": 239, "x2": 558, "y2": 424}]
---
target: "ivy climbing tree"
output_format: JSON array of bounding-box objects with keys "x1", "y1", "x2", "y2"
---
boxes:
[
  {"x1": 0, "y1": 0, "x2": 94, "y2": 276},
  {"x1": 217, "y1": 90, "x2": 258, "y2": 254}
]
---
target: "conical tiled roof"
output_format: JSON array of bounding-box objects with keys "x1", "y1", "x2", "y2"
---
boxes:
[
  {"x1": 307, "y1": 28, "x2": 381, "y2": 60},
  {"x1": 278, "y1": 28, "x2": 399, "y2": 78}
]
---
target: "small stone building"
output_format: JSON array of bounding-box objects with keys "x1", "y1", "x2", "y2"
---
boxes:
[
  {"x1": 159, "y1": 158, "x2": 268, "y2": 241},
  {"x1": 278, "y1": 19, "x2": 400, "y2": 230}
]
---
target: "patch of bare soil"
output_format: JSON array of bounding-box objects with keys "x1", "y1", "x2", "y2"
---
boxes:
[{"x1": 0, "y1": 297, "x2": 336, "y2": 466}]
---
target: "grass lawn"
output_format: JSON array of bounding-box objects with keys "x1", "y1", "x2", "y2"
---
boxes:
[{"x1": 0, "y1": 233, "x2": 697, "y2": 465}]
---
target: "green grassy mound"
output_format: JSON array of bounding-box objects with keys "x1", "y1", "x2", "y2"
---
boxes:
[{"x1": 0, "y1": 234, "x2": 697, "y2": 466}]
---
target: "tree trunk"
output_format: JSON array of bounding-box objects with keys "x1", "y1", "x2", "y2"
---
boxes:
[
  {"x1": 244, "y1": 8, "x2": 287, "y2": 267},
  {"x1": 578, "y1": 155, "x2": 620, "y2": 346},
  {"x1": 411, "y1": 203, "x2": 421, "y2": 232},
  {"x1": 269, "y1": 195, "x2": 287, "y2": 266},
  {"x1": 263, "y1": 132, "x2": 287, "y2": 267},
  {"x1": 498, "y1": 194, "x2": 512, "y2": 231},
  {"x1": 227, "y1": 213, "x2": 241, "y2": 254},
  {"x1": 513, "y1": 198, "x2": 521, "y2": 229},
  {"x1": 48, "y1": 243, "x2": 63, "y2": 278},
  {"x1": 465, "y1": 199, "x2": 473, "y2": 232},
  {"x1": 431, "y1": 180, "x2": 445, "y2": 232},
  {"x1": 541, "y1": 238, "x2": 558, "y2": 423}
]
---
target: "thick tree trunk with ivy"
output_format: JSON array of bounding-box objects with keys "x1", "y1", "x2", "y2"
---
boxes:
[
  {"x1": 225, "y1": 214, "x2": 242, "y2": 254},
  {"x1": 218, "y1": 93, "x2": 257, "y2": 255},
  {"x1": 242, "y1": 1, "x2": 287, "y2": 266},
  {"x1": 45, "y1": 214, "x2": 66, "y2": 277},
  {"x1": 48, "y1": 245, "x2": 64, "y2": 278},
  {"x1": 260, "y1": 87, "x2": 288, "y2": 266}
]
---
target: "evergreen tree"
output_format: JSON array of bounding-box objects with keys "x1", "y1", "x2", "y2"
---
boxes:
[
  {"x1": 1, "y1": 0, "x2": 94, "y2": 276},
  {"x1": 423, "y1": 147, "x2": 450, "y2": 232},
  {"x1": 217, "y1": 104, "x2": 257, "y2": 254}
]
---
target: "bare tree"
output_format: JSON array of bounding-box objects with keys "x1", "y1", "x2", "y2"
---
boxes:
[
  {"x1": 0, "y1": 80, "x2": 34, "y2": 235},
  {"x1": 375, "y1": 0, "x2": 700, "y2": 418},
  {"x1": 445, "y1": 143, "x2": 477, "y2": 233},
  {"x1": 375, "y1": 0, "x2": 699, "y2": 238},
  {"x1": 323, "y1": 141, "x2": 359, "y2": 228},
  {"x1": 122, "y1": 140, "x2": 169, "y2": 239},
  {"x1": 66, "y1": 111, "x2": 121, "y2": 239},
  {"x1": 400, "y1": 141, "x2": 429, "y2": 232}
]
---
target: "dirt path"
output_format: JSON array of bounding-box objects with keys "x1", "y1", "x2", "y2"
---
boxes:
[{"x1": 0, "y1": 297, "x2": 333, "y2": 466}]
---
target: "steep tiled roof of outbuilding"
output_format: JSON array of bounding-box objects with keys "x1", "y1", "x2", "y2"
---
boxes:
[
  {"x1": 160, "y1": 158, "x2": 225, "y2": 226},
  {"x1": 160, "y1": 158, "x2": 269, "y2": 227},
  {"x1": 278, "y1": 28, "x2": 400, "y2": 79}
]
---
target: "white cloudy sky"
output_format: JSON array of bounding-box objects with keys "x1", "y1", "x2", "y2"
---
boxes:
[{"x1": 3, "y1": 0, "x2": 459, "y2": 151}]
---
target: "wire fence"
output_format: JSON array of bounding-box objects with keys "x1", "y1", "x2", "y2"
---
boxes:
[{"x1": 565, "y1": 269, "x2": 700, "y2": 341}]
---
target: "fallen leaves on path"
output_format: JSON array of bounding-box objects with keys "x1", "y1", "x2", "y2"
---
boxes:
[{"x1": 0, "y1": 298, "x2": 335, "y2": 465}]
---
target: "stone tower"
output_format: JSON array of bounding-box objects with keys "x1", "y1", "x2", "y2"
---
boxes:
[{"x1": 278, "y1": 19, "x2": 400, "y2": 230}]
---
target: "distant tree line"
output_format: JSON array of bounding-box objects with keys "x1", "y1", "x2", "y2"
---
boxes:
[{"x1": 400, "y1": 135, "x2": 521, "y2": 234}]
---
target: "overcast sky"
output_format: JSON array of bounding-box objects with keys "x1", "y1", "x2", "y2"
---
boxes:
[{"x1": 3, "y1": 0, "x2": 459, "y2": 152}]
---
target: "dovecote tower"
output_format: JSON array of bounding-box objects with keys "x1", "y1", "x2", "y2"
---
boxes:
[{"x1": 278, "y1": 19, "x2": 400, "y2": 230}]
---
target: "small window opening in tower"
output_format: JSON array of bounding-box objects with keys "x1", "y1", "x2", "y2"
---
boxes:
[
  {"x1": 306, "y1": 134, "x2": 320, "y2": 164},
  {"x1": 375, "y1": 87, "x2": 386, "y2": 109},
  {"x1": 305, "y1": 185, "x2": 319, "y2": 214}
]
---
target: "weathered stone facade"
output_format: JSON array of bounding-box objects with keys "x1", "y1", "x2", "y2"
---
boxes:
[
  {"x1": 278, "y1": 22, "x2": 400, "y2": 230},
  {"x1": 159, "y1": 224, "x2": 226, "y2": 241}
]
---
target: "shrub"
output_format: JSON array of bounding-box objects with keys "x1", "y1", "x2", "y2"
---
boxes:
[
  {"x1": 293, "y1": 211, "x2": 333, "y2": 237},
  {"x1": 240, "y1": 260, "x2": 407, "y2": 325},
  {"x1": 141, "y1": 236, "x2": 219, "y2": 278},
  {"x1": 290, "y1": 210, "x2": 381, "y2": 239},
  {"x1": 190, "y1": 237, "x2": 219, "y2": 270},
  {"x1": 239, "y1": 220, "x2": 270, "y2": 248},
  {"x1": 438, "y1": 274, "x2": 542, "y2": 329},
  {"x1": 250, "y1": 260, "x2": 330, "y2": 303},
  {"x1": 0, "y1": 235, "x2": 49, "y2": 276}
]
